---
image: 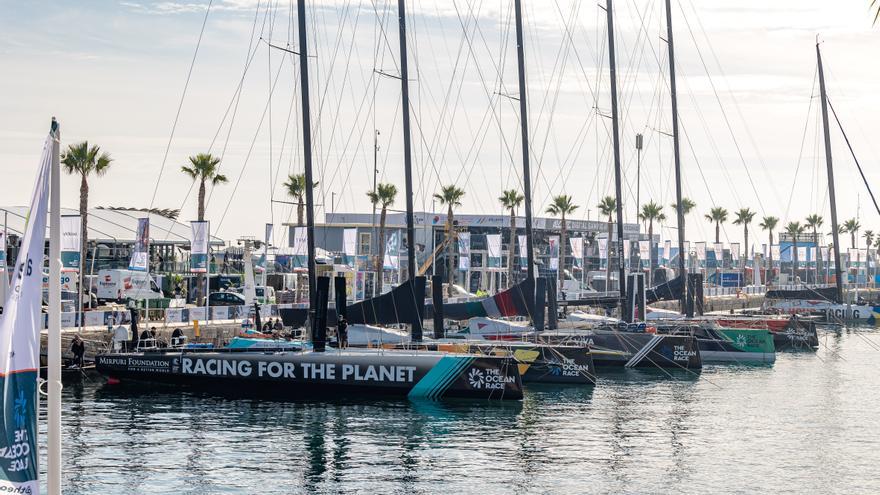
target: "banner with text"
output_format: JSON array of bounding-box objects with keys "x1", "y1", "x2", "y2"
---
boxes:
[
  {"x1": 548, "y1": 236, "x2": 560, "y2": 271},
  {"x1": 570, "y1": 237, "x2": 584, "y2": 268},
  {"x1": 190, "y1": 221, "x2": 209, "y2": 273},
  {"x1": 486, "y1": 234, "x2": 502, "y2": 268},
  {"x1": 518, "y1": 235, "x2": 528, "y2": 268},
  {"x1": 0, "y1": 129, "x2": 51, "y2": 492},
  {"x1": 128, "y1": 217, "x2": 150, "y2": 272},
  {"x1": 343, "y1": 228, "x2": 358, "y2": 266},
  {"x1": 458, "y1": 232, "x2": 471, "y2": 270},
  {"x1": 61, "y1": 214, "x2": 81, "y2": 269}
]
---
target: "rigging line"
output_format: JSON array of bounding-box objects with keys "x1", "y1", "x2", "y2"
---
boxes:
[
  {"x1": 828, "y1": 99, "x2": 880, "y2": 219},
  {"x1": 784, "y1": 66, "x2": 818, "y2": 224},
  {"x1": 676, "y1": 4, "x2": 763, "y2": 217},
  {"x1": 149, "y1": 0, "x2": 214, "y2": 211},
  {"x1": 207, "y1": 3, "x2": 275, "y2": 206},
  {"x1": 215, "y1": 60, "x2": 287, "y2": 236},
  {"x1": 682, "y1": 0, "x2": 780, "y2": 214}
]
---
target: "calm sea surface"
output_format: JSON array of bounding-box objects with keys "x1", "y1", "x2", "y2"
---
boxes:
[{"x1": 41, "y1": 326, "x2": 880, "y2": 494}]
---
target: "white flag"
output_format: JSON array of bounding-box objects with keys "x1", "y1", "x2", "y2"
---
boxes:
[
  {"x1": 713, "y1": 242, "x2": 724, "y2": 261},
  {"x1": 696, "y1": 242, "x2": 707, "y2": 261},
  {"x1": 129, "y1": 217, "x2": 150, "y2": 272},
  {"x1": 549, "y1": 235, "x2": 560, "y2": 270},
  {"x1": 598, "y1": 238, "x2": 608, "y2": 260},
  {"x1": 343, "y1": 228, "x2": 358, "y2": 257},
  {"x1": 486, "y1": 234, "x2": 502, "y2": 268},
  {"x1": 569, "y1": 237, "x2": 584, "y2": 267},
  {"x1": 457, "y1": 232, "x2": 471, "y2": 270},
  {"x1": 730, "y1": 243, "x2": 740, "y2": 262},
  {"x1": 797, "y1": 246, "x2": 807, "y2": 262},
  {"x1": 771, "y1": 244, "x2": 781, "y2": 261},
  {"x1": 518, "y1": 235, "x2": 528, "y2": 267},
  {"x1": 60, "y1": 214, "x2": 81, "y2": 270},
  {"x1": 638, "y1": 240, "x2": 650, "y2": 260},
  {"x1": 0, "y1": 129, "x2": 52, "y2": 492}
]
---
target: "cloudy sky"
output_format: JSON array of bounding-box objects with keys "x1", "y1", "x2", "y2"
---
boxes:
[{"x1": 2, "y1": 0, "x2": 879, "y2": 247}]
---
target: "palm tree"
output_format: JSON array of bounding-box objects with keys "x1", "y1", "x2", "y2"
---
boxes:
[
  {"x1": 367, "y1": 183, "x2": 397, "y2": 295},
  {"x1": 499, "y1": 189, "x2": 525, "y2": 288},
  {"x1": 704, "y1": 207, "x2": 729, "y2": 243},
  {"x1": 283, "y1": 173, "x2": 319, "y2": 226},
  {"x1": 546, "y1": 195, "x2": 579, "y2": 292},
  {"x1": 843, "y1": 218, "x2": 861, "y2": 249},
  {"x1": 181, "y1": 153, "x2": 227, "y2": 222},
  {"x1": 434, "y1": 185, "x2": 466, "y2": 296},
  {"x1": 61, "y1": 141, "x2": 113, "y2": 287},
  {"x1": 639, "y1": 201, "x2": 665, "y2": 284},
  {"x1": 732, "y1": 208, "x2": 756, "y2": 261},
  {"x1": 786, "y1": 221, "x2": 805, "y2": 281},
  {"x1": 805, "y1": 214, "x2": 824, "y2": 283},
  {"x1": 760, "y1": 216, "x2": 779, "y2": 281},
  {"x1": 597, "y1": 196, "x2": 617, "y2": 290}
]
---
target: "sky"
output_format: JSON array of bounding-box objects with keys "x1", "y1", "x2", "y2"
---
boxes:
[{"x1": 2, "y1": 0, "x2": 880, "y2": 248}]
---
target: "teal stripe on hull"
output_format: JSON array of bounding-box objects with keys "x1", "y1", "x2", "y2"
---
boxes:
[{"x1": 408, "y1": 356, "x2": 474, "y2": 400}]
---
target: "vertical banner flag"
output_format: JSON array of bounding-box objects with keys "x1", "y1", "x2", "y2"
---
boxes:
[
  {"x1": 384, "y1": 231, "x2": 400, "y2": 270},
  {"x1": 265, "y1": 223, "x2": 274, "y2": 247},
  {"x1": 60, "y1": 214, "x2": 81, "y2": 269},
  {"x1": 0, "y1": 130, "x2": 51, "y2": 492},
  {"x1": 696, "y1": 242, "x2": 707, "y2": 261},
  {"x1": 0, "y1": 230, "x2": 5, "y2": 268},
  {"x1": 570, "y1": 237, "x2": 584, "y2": 268},
  {"x1": 343, "y1": 228, "x2": 358, "y2": 266},
  {"x1": 128, "y1": 217, "x2": 150, "y2": 272},
  {"x1": 713, "y1": 242, "x2": 724, "y2": 262},
  {"x1": 486, "y1": 234, "x2": 502, "y2": 268},
  {"x1": 623, "y1": 240, "x2": 631, "y2": 261},
  {"x1": 292, "y1": 226, "x2": 308, "y2": 269},
  {"x1": 771, "y1": 244, "x2": 781, "y2": 262},
  {"x1": 598, "y1": 238, "x2": 608, "y2": 260},
  {"x1": 797, "y1": 246, "x2": 807, "y2": 263},
  {"x1": 190, "y1": 221, "x2": 209, "y2": 273},
  {"x1": 548, "y1": 236, "x2": 560, "y2": 271},
  {"x1": 730, "y1": 243, "x2": 740, "y2": 262},
  {"x1": 457, "y1": 232, "x2": 471, "y2": 270},
  {"x1": 638, "y1": 240, "x2": 650, "y2": 261},
  {"x1": 809, "y1": 247, "x2": 817, "y2": 264},
  {"x1": 518, "y1": 235, "x2": 528, "y2": 268},
  {"x1": 664, "y1": 240, "x2": 671, "y2": 262},
  {"x1": 258, "y1": 223, "x2": 273, "y2": 272}
]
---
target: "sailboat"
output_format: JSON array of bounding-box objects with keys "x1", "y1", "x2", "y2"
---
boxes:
[
  {"x1": 95, "y1": 0, "x2": 522, "y2": 402},
  {"x1": 761, "y1": 42, "x2": 880, "y2": 323}
]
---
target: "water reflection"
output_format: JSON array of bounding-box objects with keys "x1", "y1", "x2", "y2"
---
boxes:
[{"x1": 48, "y1": 327, "x2": 880, "y2": 494}]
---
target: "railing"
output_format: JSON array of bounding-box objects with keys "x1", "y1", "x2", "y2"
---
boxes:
[{"x1": 47, "y1": 303, "x2": 300, "y2": 330}]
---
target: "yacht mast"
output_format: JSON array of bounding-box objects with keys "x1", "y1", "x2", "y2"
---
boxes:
[
  {"x1": 605, "y1": 0, "x2": 628, "y2": 316},
  {"x1": 513, "y1": 0, "x2": 535, "y2": 282},
  {"x1": 296, "y1": 0, "x2": 318, "y2": 316},
  {"x1": 664, "y1": 0, "x2": 688, "y2": 311},
  {"x1": 816, "y1": 42, "x2": 844, "y2": 303},
  {"x1": 397, "y1": 0, "x2": 417, "y2": 281}
]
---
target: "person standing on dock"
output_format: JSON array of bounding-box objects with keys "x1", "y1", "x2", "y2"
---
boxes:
[
  {"x1": 337, "y1": 315, "x2": 348, "y2": 349},
  {"x1": 69, "y1": 335, "x2": 85, "y2": 368}
]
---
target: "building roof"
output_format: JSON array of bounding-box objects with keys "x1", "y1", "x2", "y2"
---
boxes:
[{"x1": 0, "y1": 206, "x2": 225, "y2": 246}]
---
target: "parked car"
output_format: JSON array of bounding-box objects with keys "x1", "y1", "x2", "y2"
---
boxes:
[{"x1": 208, "y1": 291, "x2": 247, "y2": 307}]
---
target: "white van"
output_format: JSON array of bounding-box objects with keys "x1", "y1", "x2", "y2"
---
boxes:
[{"x1": 96, "y1": 269, "x2": 164, "y2": 302}]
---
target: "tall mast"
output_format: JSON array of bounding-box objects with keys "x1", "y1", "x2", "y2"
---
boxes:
[
  {"x1": 817, "y1": 42, "x2": 844, "y2": 303},
  {"x1": 297, "y1": 0, "x2": 318, "y2": 312},
  {"x1": 606, "y1": 0, "x2": 627, "y2": 311},
  {"x1": 513, "y1": 0, "x2": 535, "y2": 281},
  {"x1": 397, "y1": 0, "x2": 416, "y2": 280},
  {"x1": 664, "y1": 0, "x2": 687, "y2": 309}
]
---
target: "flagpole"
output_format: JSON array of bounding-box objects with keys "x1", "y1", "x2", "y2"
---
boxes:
[{"x1": 48, "y1": 117, "x2": 62, "y2": 495}]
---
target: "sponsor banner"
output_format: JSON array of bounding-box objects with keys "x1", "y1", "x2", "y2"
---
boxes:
[
  {"x1": 797, "y1": 246, "x2": 807, "y2": 262},
  {"x1": 730, "y1": 243, "x2": 740, "y2": 262},
  {"x1": 548, "y1": 236, "x2": 559, "y2": 271},
  {"x1": 165, "y1": 308, "x2": 184, "y2": 324},
  {"x1": 265, "y1": 223, "x2": 273, "y2": 247},
  {"x1": 771, "y1": 244, "x2": 781, "y2": 261},
  {"x1": 384, "y1": 231, "x2": 400, "y2": 270},
  {"x1": 129, "y1": 218, "x2": 150, "y2": 272},
  {"x1": 623, "y1": 240, "x2": 631, "y2": 261},
  {"x1": 190, "y1": 221, "x2": 210, "y2": 273},
  {"x1": 486, "y1": 234, "x2": 502, "y2": 268},
  {"x1": 696, "y1": 242, "x2": 707, "y2": 261},
  {"x1": 518, "y1": 235, "x2": 528, "y2": 267},
  {"x1": 570, "y1": 237, "x2": 584, "y2": 268},
  {"x1": 638, "y1": 240, "x2": 650, "y2": 260},
  {"x1": 810, "y1": 247, "x2": 817, "y2": 263},
  {"x1": 664, "y1": 240, "x2": 671, "y2": 261},
  {"x1": 189, "y1": 306, "x2": 207, "y2": 322},
  {"x1": 343, "y1": 228, "x2": 358, "y2": 263},
  {"x1": 211, "y1": 306, "x2": 230, "y2": 321},
  {"x1": 355, "y1": 271, "x2": 366, "y2": 301},
  {"x1": 291, "y1": 226, "x2": 308, "y2": 269},
  {"x1": 61, "y1": 312, "x2": 79, "y2": 328},
  {"x1": 61, "y1": 214, "x2": 82, "y2": 269},
  {"x1": 713, "y1": 242, "x2": 724, "y2": 261},
  {"x1": 0, "y1": 130, "x2": 52, "y2": 492},
  {"x1": 458, "y1": 232, "x2": 471, "y2": 271},
  {"x1": 0, "y1": 231, "x2": 5, "y2": 268},
  {"x1": 598, "y1": 238, "x2": 608, "y2": 260}
]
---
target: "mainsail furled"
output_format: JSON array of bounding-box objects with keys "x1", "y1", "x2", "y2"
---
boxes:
[{"x1": 646, "y1": 275, "x2": 685, "y2": 304}]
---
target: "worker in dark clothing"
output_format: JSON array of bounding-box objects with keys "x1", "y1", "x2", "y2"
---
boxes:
[
  {"x1": 273, "y1": 319, "x2": 284, "y2": 332},
  {"x1": 171, "y1": 328, "x2": 185, "y2": 347},
  {"x1": 337, "y1": 316, "x2": 348, "y2": 349},
  {"x1": 69, "y1": 335, "x2": 86, "y2": 368}
]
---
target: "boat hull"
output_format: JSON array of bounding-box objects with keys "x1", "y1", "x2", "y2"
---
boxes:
[
  {"x1": 95, "y1": 350, "x2": 523, "y2": 401},
  {"x1": 386, "y1": 342, "x2": 596, "y2": 385},
  {"x1": 539, "y1": 330, "x2": 702, "y2": 369}
]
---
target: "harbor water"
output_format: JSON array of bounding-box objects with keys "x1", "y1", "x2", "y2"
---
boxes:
[{"x1": 44, "y1": 326, "x2": 880, "y2": 494}]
